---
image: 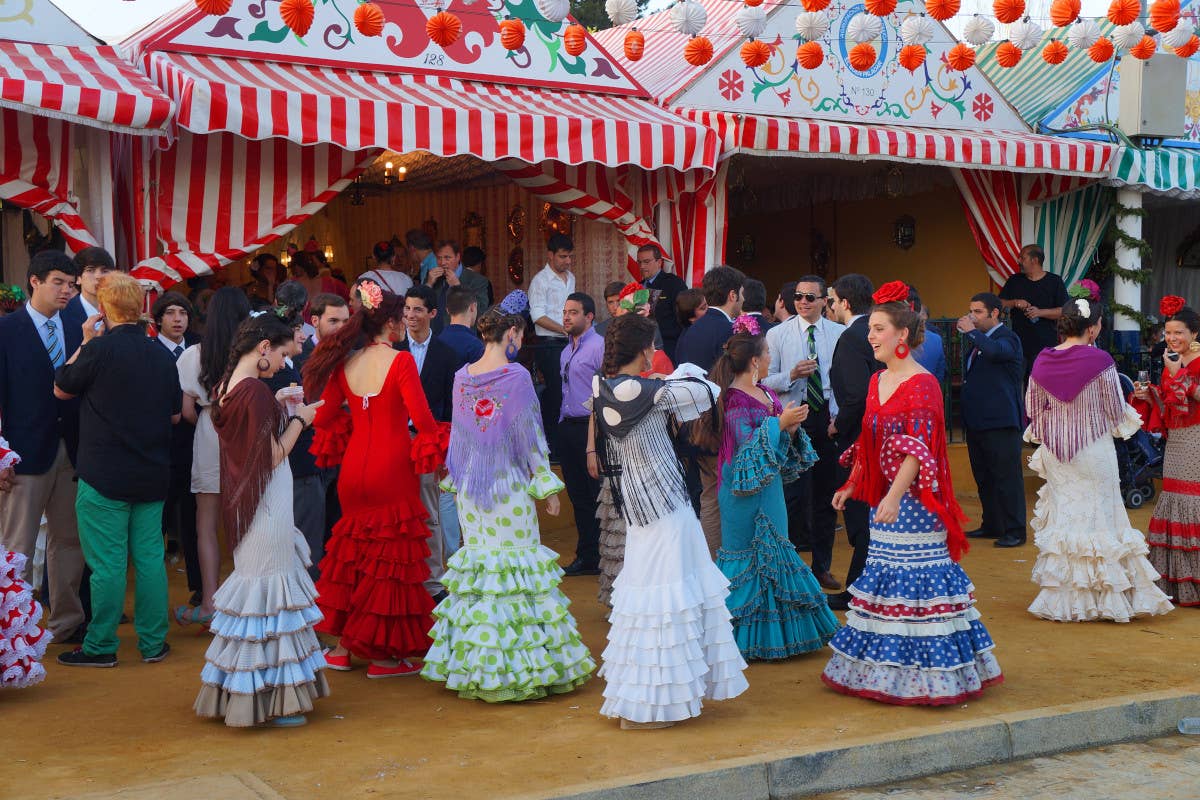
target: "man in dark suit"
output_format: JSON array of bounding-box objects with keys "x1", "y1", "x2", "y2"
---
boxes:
[
  {"x1": 826, "y1": 274, "x2": 883, "y2": 610},
  {"x1": 0, "y1": 250, "x2": 87, "y2": 643},
  {"x1": 398, "y1": 285, "x2": 461, "y2": 601},
  {"x1": 741, "y1": 278, "x2": 775, "y2": 334},
  {"x1": 674, "y1": 265, "x2": 745, "y2": 557},
  {"x1": 150, "y1": 291, "x2": 202, "y2": 605},
  {"x1": 65, "y1": 246, "x2": 122, "y2": 333},
  {"x1": 637, "y1": 244, "x2": 688, "y2": 362},
  {"x1": 426, "y1": 240, "x2": 492, "y2": 335},
  {"x1": 957, "y1": 292, "x2": 1027, "y2": 548}
]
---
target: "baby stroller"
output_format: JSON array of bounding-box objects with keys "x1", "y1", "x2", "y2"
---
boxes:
[{"x1": 1116, "y1": 372, "x2": 1166, "y2": 509}]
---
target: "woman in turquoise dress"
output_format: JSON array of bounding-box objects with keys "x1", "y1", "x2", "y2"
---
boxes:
[
  {"x1": 421, "y1": 294, "x2": 594, "y2": 701},
  {"x1": 697, "y1": 316, "x2": 840, "y2": 659}
]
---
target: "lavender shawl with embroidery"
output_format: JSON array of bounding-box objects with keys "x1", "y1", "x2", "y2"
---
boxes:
[
  {"x1": 1026, "y1": 345, "x2": 1126, "y2": 462},
  {"x1": 445, "y1": 363, "x2": 544, "y2": 510}
]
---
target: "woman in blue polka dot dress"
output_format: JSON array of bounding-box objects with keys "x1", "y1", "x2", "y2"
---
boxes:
[{"x1": 822, "y1": 283, "x2": 1003, "y2": 706}]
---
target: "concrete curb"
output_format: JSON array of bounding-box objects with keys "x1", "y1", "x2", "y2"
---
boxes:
[{"x1": 547, "y1": 690, "x2": 1200, "y2": 800}]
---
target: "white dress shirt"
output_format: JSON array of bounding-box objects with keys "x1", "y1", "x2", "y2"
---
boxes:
[
  {"x1": 25, "y1": 302, "x2": 63, "y2": 357},
  {"x1": 408, "y1": 328, "x2": 432, "y2": 373},
  {"x1": 763, "y1": 314, "x2": 845, "y2": 415},
  {"x1": 527, "y1": 264, "x2": 575, "y2": 339},
  {"x1": 157, "y1": 333, "x2": 186, "y2": 357}
]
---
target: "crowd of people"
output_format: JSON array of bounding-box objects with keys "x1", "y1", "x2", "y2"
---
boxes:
[{"x1": 1, "y1": 233, "x2": 1198, "y2": 731}]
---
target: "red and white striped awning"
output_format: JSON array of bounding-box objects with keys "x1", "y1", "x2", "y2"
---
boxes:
[
  {"x1": 0, "y1": 42, "x2": 173, "y2": 135},
  {"x1": 685, "y1": 110, "x2": 1116, "y2": 177},
  {"x1": 141, "y1": 51, "x2": 719, "y2": 173}
]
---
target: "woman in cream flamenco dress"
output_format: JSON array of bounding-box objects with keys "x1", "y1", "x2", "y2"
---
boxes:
[{"x1": 1024, "y1": 294, "x2": 1172, "y2": 622}]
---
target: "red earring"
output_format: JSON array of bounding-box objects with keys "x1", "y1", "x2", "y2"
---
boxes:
[{"x1": 895, "y1": 342, "x2": 910, "y2": 359}]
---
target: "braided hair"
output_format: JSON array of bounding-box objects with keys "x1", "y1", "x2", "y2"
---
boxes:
[
  {"x1": 692, "y1": 331, "x2": 765, "y2": 452},
  {"x1": 601, "y1": 314, "x2": 655, "y2": 377},
  {"x1": 210, "y1": 315, "x2": 295, "y2": 424}
]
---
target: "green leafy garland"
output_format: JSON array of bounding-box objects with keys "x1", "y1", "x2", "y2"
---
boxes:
[{"x1": 1093, "y1": 201, "x2": 1154, "y2": 332}]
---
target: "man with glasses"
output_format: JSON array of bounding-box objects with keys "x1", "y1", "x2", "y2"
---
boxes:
[
  {"x1": 558, "y1": 293, "x2": 605, "y2": 576},
  {"x1": 636, "y1": 244, "x2": 687, "y2": 362},
  {"x1": 763, "y1": 276, "x2": 845, "y2": 591}
]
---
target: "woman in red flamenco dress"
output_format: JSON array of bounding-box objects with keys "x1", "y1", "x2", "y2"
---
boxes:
[
  {"x1": 0, "y1": 419, "x2": 51, "y2": 689},
  {"x1": 303, "y1": 281, "x2": 448, "y2": 679}
]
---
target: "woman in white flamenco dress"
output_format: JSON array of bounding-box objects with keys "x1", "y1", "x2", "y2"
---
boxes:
[{"x1": 1024, "y1": 296, "x2": 1173, "y2": 623}]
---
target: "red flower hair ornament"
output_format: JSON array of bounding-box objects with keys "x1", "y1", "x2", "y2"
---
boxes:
[
  {"x1": 1160, "y1": 295, "x2": 1187, "y2": 319},
  {"x1": 873, "y1": 280, "x2": 911, "y2": 306}
]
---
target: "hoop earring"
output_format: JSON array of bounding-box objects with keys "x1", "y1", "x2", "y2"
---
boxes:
[
  {"x1": 256, "y1": 356, "x2": 271, "y2": 372},
  {"x1": 894, "y1": 342, "x2": 910, "y2": 359}
]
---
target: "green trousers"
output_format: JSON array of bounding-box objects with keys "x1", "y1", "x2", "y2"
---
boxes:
[{"x1": 75, "y1": 480, "x2": 169, "y2": 657}]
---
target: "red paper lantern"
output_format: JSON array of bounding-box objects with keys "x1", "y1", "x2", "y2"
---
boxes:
[
  {"x1": 499, "y1": 18, "x2": 525, "y2": 51},
  {"x1": 898, "y1": 44, "x2": 926, "y2": 71},
  {"x1": 1042, "y1": 39, "x2": 1069, "y2": 64},
  {"x1": 426, "y1": 10, "x2": 463, "y2": 47},
  {"x1": 1106, "y1": 0, "x2": 1140, "y2": 26},
  {"x1": 947, "y1": 41, "x2": 976, "y2": 70},
  {"x1": 801, "y1": 0, "x2": 831, "y2": 11},
  {"x1": 745, "y1": 0, "x2": 765, "y2": 6},
  {"x1": 1176, "y1": 34, "x2": 1200, "y2": 58},
  {"x1": 564, "y1": 23, "x2": 587, "y2": 57},
  {"x1": 924, "y1": 0, "x2": 960, "y2": 22},
  {"x1": 864, "y1": 0, "x2": 897, "y2": 16},
  {"x1": 996, "y1": 41, "x2": 1022, "y2": 67},
  {"x1": 195, "y1": 0, "x2": 233, "y2": 14},
  {"x1": 624, "y1": 29, "x2": 645, "y2": 61},
  {"x1": 848, "y1": 41, "x2": 877, "y2": 70},
  {"x1": 354, "y1": 2, "x2": 385, "y2": 37},
  {"x1": 280, "y1": 0, "x2": 315, "y2": 37},
  {"x1": 1149, "y1": 0, "x2": 1181, "y2": 33},
  {"x1": 1129, "y1": 34, "x2": 1157, "y2": 59},
  {"x1": 1048, "y1": 0, "x2": 1080, "y2": 26},
  {"x1": 993, "y1": 0, "x2": 1025, "y2": 24},
  {"x1": 741, "y1": 39, "x2": 771, "y2": 68},
  {"x1": 796, "y1": 41, "x2": 824, "y2": 69},
  {"x1": 684, "y1": 36, "x2": 714, "y2": 65},
  {"x1": 1089, "y1": 36, "x2": 1115, "y2": 62}
]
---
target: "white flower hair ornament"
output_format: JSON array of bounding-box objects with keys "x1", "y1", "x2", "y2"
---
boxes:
[{"x1": 1075, "y1": 298, "x2": 1091, "y2": 318}]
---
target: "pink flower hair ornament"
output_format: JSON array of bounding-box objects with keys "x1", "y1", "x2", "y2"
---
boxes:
[
  {"x1": 732, "y1": 314, "x2": 762, "y2": 336},
  {"x1": 358, "y1": 279, "x2": 383, "y2": 311}
]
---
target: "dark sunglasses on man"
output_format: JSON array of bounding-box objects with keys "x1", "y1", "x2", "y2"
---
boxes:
[{"x1": 794, "y1": 292, "x2": 822, "y2": 303}]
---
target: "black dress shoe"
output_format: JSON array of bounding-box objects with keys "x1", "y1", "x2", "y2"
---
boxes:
[
  {"x1": 55, "y1": 626, "x2": 86, "y2": 646},
  {"x1": 563, "y1": 559, "x2": 600, "y2": 576},
  {"x1": 994, "y1": 535, "x2": 1026, "y2": 548},
  {"x1": 966, "y1": 528, "x2": 1001, "y2": 539},
  {"x1": 826, "y1": 592, "x2": 852, "y2": 611}
]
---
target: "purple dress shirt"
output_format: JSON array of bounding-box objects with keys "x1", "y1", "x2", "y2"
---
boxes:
[{"x1": 559, "y1": 326, "x2": 605, "y2": 421}]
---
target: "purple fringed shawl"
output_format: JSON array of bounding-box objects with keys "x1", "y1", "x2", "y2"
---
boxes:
[
  {"x1": 1027, "y1": 346, "x2": 1126, "y2": 463},
  {"x1": 717, "y1": 385, "x2": 781, "y2": 486},
  {"x1": 445, "y1": 363, "x2": 545, "y2": 510}
]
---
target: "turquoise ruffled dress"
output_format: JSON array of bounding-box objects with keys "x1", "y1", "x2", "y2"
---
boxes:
[{"x1": 715, "y1": 387, "x2": 840, "y2": 660}]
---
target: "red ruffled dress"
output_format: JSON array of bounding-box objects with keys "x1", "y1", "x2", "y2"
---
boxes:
[
  {"x1": 310, "y1": 352, "x2": 449, "y2": 660},
  {"x1": 1132, "y1": 358, "x2": 1200, "y2": 605},
  {"x1": 0, "y1": 431, "x2": 50, "y2": 688}
]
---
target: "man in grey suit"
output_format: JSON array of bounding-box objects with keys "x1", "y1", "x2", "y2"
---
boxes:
[{"x1": 427, "y1": 240, "x2": 491, "y2": 334}]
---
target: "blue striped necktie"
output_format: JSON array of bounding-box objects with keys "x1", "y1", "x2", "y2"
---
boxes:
[{"x1": 45, "y1": 318, "x2": 64, "y2": 368}]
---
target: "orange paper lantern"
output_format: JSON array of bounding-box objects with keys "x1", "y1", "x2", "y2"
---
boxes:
[
  {"x1": 924, "y1": 0, "x2": 960, "y2": 22},
  {"x1": 864, "y1": 0, "x2": 897, "y2": 16},
  {"x1": 499, "y1": 18, "x2": 525, "y2": 51},
  {"x1": 1149, "y1": 0, "x2": 1181, "y2": 33},
  {"x1": 796, "y1": 40, "x2": 824, "y2": 69},
  {"x1": 946, "y1": 41, "x2": 976, "y2": 70},
  {"x1": 196, "y1": 0, "x2": 233, "y2": 14},
  {"x1": 848, "y1": 41, "x2": 877, "y2": 70},
  {"x1": 996, "y1": 41, "x2": 1022, "y2": 67},
  {"x1": 745, "y1": 0, "x2": 765, "y2": 6},
  {"x1": 1089, "y1": 36, "x2": 1114, "y2": 61},
  {"x1": 741, "y1": 39, "x2": 772, "y2": 68},
  {"x1": 1042, "y1": 39, "x2": 1069, "y2": 63},
  {"x1": 426, "y1": 10, "x2": 462, "y2": 47},
  {"x1": 1048, "y1": 0, "x2": 1080, "y2": 26},
  {"x1": 802, "y1": 0, "x2": 832, "y2": 11},
  {"x1": 1130, "y1": 34, "x2": 1157, "y2": 59},
  {"x1": 993, "y1": 0, "x2": 1025, "y2": 24},
  {"x1": 684, "y1": 36, "x2": 714, "y2": 65},
  {"x1": 1106, "y1": 0, "x2": 1140, "y2": 26},
  {"x1": 624, "y1": 29, "x2": 645, "y2": 61},
  {"x1": 280, "y1": 0, "x2": 315, "y2": 37},
  {"x1": 1176, "y1": 34, "x2": 1200, "y2": 57},
  {"x1": 353, "y1": 2, "x2": 385, "y2": 37},
  {"x1": 564, "y1": 23, "x2": 587, "y2": 56},
  {"x1": 898, "y1": 44, "x2": 926, "y2": 71}
]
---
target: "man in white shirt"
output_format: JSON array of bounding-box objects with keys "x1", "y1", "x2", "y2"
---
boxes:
[
  {"x1": 763, "y1": 275, "x2": 845, "y2": 591},
  {"x1": 526, "y1": 233, "x2": 576, "y2": 460}
]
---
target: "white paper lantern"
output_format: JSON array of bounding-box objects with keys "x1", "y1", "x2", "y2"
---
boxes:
[
  {"x1": 795, "y1": 11, "x2": 831, "y2": 41},
  {"x1": 669, "y1": 0, "x2": 708, "y2": 36},
  {"x1": 900, "y1": 14, "x2": 936, "y2": 46},
  {"x1": 962, "y1": 15, "x2": 996, "y2": 46},
  {"x1": 846, "y1": 13, "x2": 882, "y2": 44},
  {"x1": 535, "y1": 0, "x2": 570, "y2": 22},
  {"x1": 1162, "y1": 18, "x2": 1194, "y2": 48},
  {"x1": 1008, "y1": 19, "x2": 1043, "y2": 50},
  {"x1": 735, "y1": 5, "x2": 768, "y2": 39},
  {"x1": 1112, "y1": 21, "x2": 1145, "y2": 49},
  {"x1": 605, "y1": 0, "x2": 637, "y2": 27},
  {"x1": 1066, "y1": 18, "x2": 1102, "y2": 49}
]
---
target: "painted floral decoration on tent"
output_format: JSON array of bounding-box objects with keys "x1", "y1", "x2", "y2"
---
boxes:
[
  {"x1": 618, "y1": 283, "x2": 651, "y2": 311},
  {"x1": 1160, "y1": 295, "x2": 1187, "y2": 318},
  {"x1": 873, "y1": 281, "x2": 910, "y2": 305}
]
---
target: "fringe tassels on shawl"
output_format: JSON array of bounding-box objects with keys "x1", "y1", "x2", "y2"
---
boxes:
[
  {"x1": 213, "y1": 380, "x2": 284, "y2": 552},
  {"x1": 1026, "y1": 366, "x2": 1126, "y2": 464},
  {"x1": 446, "y1": 401, "x2": 545, "y2": 511}
]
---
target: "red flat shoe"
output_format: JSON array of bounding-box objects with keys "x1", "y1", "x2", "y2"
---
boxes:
[
  {"x1": 323, "y1": 649, "x2": 352, "y2": 671},
  {"x1": 366, "y1": 660, "x2": 421, "y2": 679}
]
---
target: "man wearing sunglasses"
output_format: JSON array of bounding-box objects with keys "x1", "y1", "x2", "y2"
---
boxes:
[{"x1": 763, "y1": 275, "x2": 845, "y2": 592}]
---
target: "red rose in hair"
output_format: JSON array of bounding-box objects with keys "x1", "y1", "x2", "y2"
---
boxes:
[
  {"x1": 873, "y1": 280, "x2": 910, "y2": 305},
  {"x1": 618, "y1": 282, "x2": 646, "y2": 300},
  {"x1": 1160, "y1": 295, "x2": 1187, "y2": 319}
]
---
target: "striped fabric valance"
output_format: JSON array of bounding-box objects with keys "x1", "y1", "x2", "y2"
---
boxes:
[{"x1": 1106, "y1": 146, "x2": 1200, "y2": 200}]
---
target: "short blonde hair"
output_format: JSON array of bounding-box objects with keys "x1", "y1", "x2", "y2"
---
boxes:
[{"x1": 97, "y1": 272, "x2": 144, "y2": 324}]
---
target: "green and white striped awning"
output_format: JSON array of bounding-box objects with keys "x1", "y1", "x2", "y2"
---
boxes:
[{"x1": 1107, "y1": 145, "x2": 1200, "y2": 198}]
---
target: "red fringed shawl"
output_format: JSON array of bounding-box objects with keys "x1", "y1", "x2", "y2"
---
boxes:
[
  {"x1": 840, "y1": 372, "x2": 969, "y2": 561},
  {"x1": 1131, "y1": 358, "x2": 1200, "y2": 434},
  {"x1": 213, "y1": 379, "x2": 283, "y2": 552}
]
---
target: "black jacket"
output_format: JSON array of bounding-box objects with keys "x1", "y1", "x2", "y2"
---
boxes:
[
  {"x1": 644, "y1": 269, "x2": 688, "y2": 357},
  {"x1": 830, "y1": 315, "x2": 883, "y2": 453},
  {"x1": 674, "y1": 308, "x2": 733, "y2": 374},
  {"x1": 395, "y1": 334, "x2": 459, "y2": 423},
  {"x1": 960, "y1": 323, "x2": 1025, "y2": 432},
  {"x1": 155, "y1": 333, "x2": 200, "y2": 473}
]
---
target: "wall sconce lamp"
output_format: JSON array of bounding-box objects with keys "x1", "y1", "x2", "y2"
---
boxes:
[
  {"x1": 397, "y1": 165, "x2": 407, "y2": 182},
  {"x1": 893, "y1": 215, "x2": 916, "y2": 250},
  {"x1": 324, "y1": 244, "x2": 334, "y2": 262},
  {"x1": 383, "y1": 161, "x2": 394, "y2": 185},
  {"x1": 280, "y1": 249, "x2": 292, "y2": 267}
]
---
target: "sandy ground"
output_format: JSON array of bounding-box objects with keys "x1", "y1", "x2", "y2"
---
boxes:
[{"x1": 7, "y1": 443, "x2": 1200, "y2": 800}]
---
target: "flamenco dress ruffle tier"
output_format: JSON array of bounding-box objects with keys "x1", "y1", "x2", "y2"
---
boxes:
[
  {"x1": 422, "y1": 467, "x2": 594, "y2": 701},
  {"x1": 822, "y1": 496, "x2": 1003, "y2": 706},
  {"x1": 0, "y1": 551, "x2": 50, "y2": 689},
  {"x1": 596, "y1": 480, "x2": 626, "y2": 609},
  {"x1": 1148, "y1": 425, "x2": 1200, "y2": 606}
]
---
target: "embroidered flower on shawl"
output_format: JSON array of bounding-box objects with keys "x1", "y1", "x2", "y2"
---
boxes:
[
  {"x1": 358, "y1": 280, "x2": 383, "y2": 310},
  {"x1": 474, "y1": 397, "x2": 496, "y2": 419},
  {"x1": 1161, "y1": 295, "x2": 1187, "y2": 319},
  {"x1": 873, "y1": 280, "x2": 910, "y2": 305},
  {"x1": 732, "y1": 314, "x2": 762, "y2": 336},
  {"x1": 618, "y1": 282, "x2": 650, "y2": 311}
]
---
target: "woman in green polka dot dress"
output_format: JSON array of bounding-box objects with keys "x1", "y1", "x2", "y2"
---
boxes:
[{"x1": 421, "y1": 297, "x2": 595, "y2": 701}]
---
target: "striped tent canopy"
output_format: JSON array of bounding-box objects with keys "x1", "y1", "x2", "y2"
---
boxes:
[{"x1": 1108, "y1": 145, "x2": 1200, "y2": 198}]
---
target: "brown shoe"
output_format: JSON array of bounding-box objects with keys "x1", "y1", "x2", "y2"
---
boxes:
[{"x1": 814, "y1": 571, "x2": 842, "y2": 591}]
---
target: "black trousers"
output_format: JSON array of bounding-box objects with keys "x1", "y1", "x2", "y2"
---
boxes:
[
  {"x1": 833, "y1": 448, "x2": 871, "y2": 588},
  {"x1": 965, "y1": 426, "x2": 1027, "y2": 538},
  {"x1": 785, "y1": 408, "x2": 840, "y2": 575},
  {"x1": 559, "y1": 417, "x2": 601, "y2": 567},
  {"x1": 162, "y1": 464, "x2": 199, "y2": 592},
  {"x1": 534, "y1": 339, "x2": 568, "y2": 458}
]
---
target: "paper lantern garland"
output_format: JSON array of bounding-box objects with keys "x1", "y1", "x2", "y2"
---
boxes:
[
  {"x1": 427, "y1": 10, "x2": 462, "y2": 47},
  {"x1": 1008, "y1": 19, "x2": 1043, "y2": 50},
  {"x1": 1149, "y1": 0, "x2": 1181, "y2": 34},
  {"x1": 605, "y1": 0, "x2": 638, "y2": 27},
  {"x1": 1048, "y1": 0, "x2": 1081, "y2": 27},
  {"x1": 354, "y1": 2, "x2": 385, "y2": 37},
  {"x1": 280, "y1": 0, "x2": 315, "y2": 37},
  {"x1": 996, "y1": 40, "x2": 1022, "y2": 67},
  {"x1": 535, "y1": 0, "x2": 571, "y2": 23},
  {"x1": 741, "y1": 39, "x2": 772, "y2": 68},
  {"x1": 1163, "y1": 19, "x2": 1195, "y2": 49},
  {"x1": 898, "y1": 43, "x2": 926, "y2": 71},
  {"x1": 864, "y1": 0, "x2": 897, "y2": 17},
  {"x1": 946, "y1": 41, "x2": 976, "y2": 70},
  {"x1": 1176, "y1": 34, "x2": 1200, "y2": 58},
  {"x1": 499, "y1": 18, "x2": 525, "y2": 51},
  {"x1": 1112, "y1": 21, "x2": 1145, "y2": 50},
  {"x1": 195, "y1": 0, "x2": 233, "y2": 14},
  {"x1": 962, "y1": 16, "x2": 996, "y2": 47},
  {"x1": 1129, "y1": 34, "x2": 1157, "y2": 59},
  {"x1": 624, "y1": 29, "x2": 645, "y2": 60},
  {"x1": 1107, "y1": 0, "x2": 1140, "y2": 26},
  {"x1": 1067, "y1": 18, "x2": 1102, "y2": 50},
  {"x1": 802, "y1": 0, "x2": 832, "y2": 12},
  {"x1": 993, "y1": 0, "x2": 1025, "y2": 24},
  {"x1": 847, "y1": 13, "x2": 882, "y2": 44},
  {"x1": 684, "y1": 35, "x2": 715, "y2": 65},
  {"x1": 900, "y1": 14, "x2": 937, "y2": 46},
  {"x1": 796, "y1": 11, "x2": 832, "y2": 41},
  {"x1": 1042, "y1": 38, "x2": 1069, "y2": 63},
  {"x1": 670, "y1": 0, "x2": 708, "y2": 36},
  {"x1": 1089, "y1": 36, "x2": 1115, "y2": 61},
  {"x1": 564, "y1": 23, "x2": 586, "y2": 56},
  {"x1": 735, "y1": 5, "x2": 768, "y2": 40},
  {"x1": 924, "y1": 0, "x2": 960, "y2": 22},
  {"x1": 796, "y1": 40, "x2": 825, "y2": 68},
  {"x1": 848, "y1": 41, "x2": 877, "y2": 70}
]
